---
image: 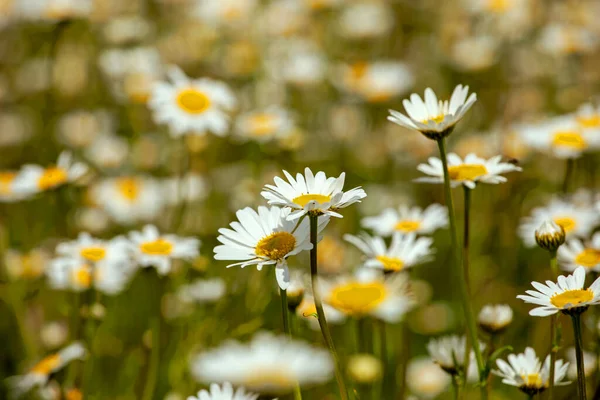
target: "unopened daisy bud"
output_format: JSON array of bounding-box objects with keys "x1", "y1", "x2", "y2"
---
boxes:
[
  {"x1": 347, "y1": 354, "x2": 383, "y2": 384},
  {"x1": 478, "y1": 304, "x2": 513, "y2": 334},
  {"x1": 535, "y1": 220, "x2": 565, "y2": 252}
]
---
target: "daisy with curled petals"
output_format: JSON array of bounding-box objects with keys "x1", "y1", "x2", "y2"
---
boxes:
[
  {"x1": 13, "y1": 152, "x2": 87, "y2": 195},
  {"x1": 149, "y1": 66, "x2": 236, "y2": 137},
  {"x1": 387, "y1": 85, "x2": 477, "y2": 140},
  {"x1": 187, "y1": 382, "x2": 260, "y2": 400},
  {"x1": 261, "y1": 168, "x2": 367, "y2": 220},
  {"x1": 493, "y1": 347, "x2": 570, "y2": 396},
  {"x1": 559, "y1": 233, "x2": 600, "y2": 273},
  {"x1": 128, "y1": 224, "x2": 200, "y2": 275},
  {"x1": 415, "y1": 153, "x2": 522, "y2": 189},
  {"x1": 361, "y1": 203, "x2": 448, "y2": 237},
  {"x1": 344, "y1": 232, "x2": 434, "y2": 272},
  {"x1": 214, "y1": 206, "x2": 328, "y2": 289}
]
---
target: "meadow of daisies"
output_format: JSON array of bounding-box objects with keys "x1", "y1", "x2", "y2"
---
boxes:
[{"x1": 3, "y1": 1, "x2": 600, "y2": 400}]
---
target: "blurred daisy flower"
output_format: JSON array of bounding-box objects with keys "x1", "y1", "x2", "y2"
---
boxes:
[
  {"x1": 19, "y1": 0, "x2": 93, "y2": 22},
  {"x1": 406, "y1": 357, "x2": 451, "y2": 399},
  {"x1": 296, "y1": 294, "x2": 346, "y2": 330},
  {"x1": 575, "y1": 103, "x2": 600, "y2": 132},
  {"x1": 187, "y1": 382, "x2": 261, "y2": 400},
  {"x1": 361, "y1": 203, "x2": 448, "y2": 236},
  {"x1": 388, "y1": 85, "x2": 477, "y2": 140},
  {"x1": 214, "y1": 206, "x2": 328, "y2": 289},
  {"x1": 177, "y1": 278, "x2": 226, "y2": 304},
  {"x1": 162, "y1": 174, "x2": 209, "y2": 206},
  {"x1": 450, "y1": 35, "x2": 499, "y2": 72},
  {"x1": 128, "y1": 224, "x2": 200, "y2": 275},
  {"x1": 53, "y1": 232, "x2": 129, "y2": 265},
  {"x1": 0, "y1": 171, "x2": 31, "y2": 202},
  {"x1": 190, "y1": 332, "x2": 333, "y2": 395},
  {"x1": 5, "y1": 248, "x2": 49, "y2": 280},
  {"x1": 261, "y1": 168, "x2": 367, "y2": 219},
  {"x1": 337, "y1": 2, "x2": 394, "y2": 40},
  {"x1": 192, "y1": 0, "x2": 258, "y2": 29},
  {"x1": 539, "y1": 23, "x2": 598, "y2": 56},
  {"x1": 416, "y1": 153, "x2": 522, "y2": 189},
  {"x1": 427, "y1": 335, "x2": 485, "y2": 376},
  {"x1": 493, "y1": 347, "x2": 570, "y2": 395},
  {"x1": 234, "y1": 106, "x2": 295, "y2": 143},
  {"x1": 517, "y1": 266, "x2": 600, "y2": 316},
  {"x1": 149, "y1": 66, "x2": 236, "y2": 137},
  {"x1": 558, "y1": 233, "x2": 600, "y2": 273},
  {"x1": 344, "y1": 232, "x2": 434, "y2": 272},
  {"x1": 478, "y1": 304, "x2": 513, "y2": 334},
  {"x1": 14, "y1": 152, "x2": 87, "y2": 195}
]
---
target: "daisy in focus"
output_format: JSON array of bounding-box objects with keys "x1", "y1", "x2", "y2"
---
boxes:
[
  {"x1": 493, "y1": 347, "x2": 570, "y2": 396},
  {"x1": 149, "y1": 66, "x2": 236, "y2": 137},
  {"x1": 361, "y1": 203, "x2": 448, "y2": 236},
  {"x1": 344, "y1": 232, "x2": 434, "y2": 272},
  {"x1": 128, "y1": 224, "x2": 200, "y2": 275},
  {"x1": 387, "y1": 85, "x2": 477, "y2": 140},
  {"x1": 13, "y1": 152, "x2": 87, "y2": 195},
  {"x1": 261, "y1": 168, "x2": 367, "y2": 220},
  {"x1": 234, "y1": 106, "x2": 295, "y2": 143},
  {"x1": 214, "y1": 206, "x2": 328, "y2": 289},
  {"x1": 415, "y1": 153, "x2": 522, "y2": 189},
  {"x1": 478, "y1": 304, "x2": 513, "y2": 334},
  {"x1": 517, "y1": 266, "x2": 600, "y2": 316},
  {"x1": 190, "y1": 332, "x2": 333, "y2": 395},
  {"x1": 427, "y1": 335, "x2": 485, "y2": 376},
  {"x1": 558, "y1": 233, "x2": 600, "y2": 272},
  {"x1": 187, "y1": 382, "x2": 260, "y2": 400}
]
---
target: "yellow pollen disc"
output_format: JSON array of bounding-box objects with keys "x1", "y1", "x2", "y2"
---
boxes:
[
  {"x1": 575, "y1": 249, "x2": 600, "y2": 268},
  {"x1": 553, "y1": 217, "x2": 576, "y2": 233},
  {"x1": 550, "y1": 289, "x2": 594, "y2": 308},
  {"x1": 80, "y1": 247, "x2": 106, "y2": 262},
  {"x1": 65, "y1": 389, "x2": 83, "y2": 400},
  {"x1": 116, "y1": 178, "x2": 140, "y2": 202},
  {"x1": 38, "y1": 167, "x2": 68, "y2": 190},
  {"x1": 0, "y1": 171, "x2": 16, "y2": 194},
  {"x1": 577, "y1": 115, "x2": 600, "y2": 128},
  {"x1": 520, "y1": 373, "x2": 543, "y2": 388},
  {"x1": 72, "y1": 267, "x2": 92, "y2": 288},
  {"x1": 176, "y1": 88, "x2": 211, "y2": 114},
  {"x1": 376, "y1": 255, "x2": 405, "y2": 271},
  {"x1": 329, "y1": 282, "x2": 387, "y2": 315},
  {"x1": 488, "y1": 0, "x2": 510, "y2": 13},
  {"x1": 248, "y1": 113, "x2": 277, "y2": 136},
  {"x1": 31, "y1": 354, "x2": 61, "y2": 375},
  {"x1": 140, "y1": 239, "x2": 174, "y2": 256},
  {"x1": 394, "y1": 220, "x2": 421, "y2": 233},
  {"x1": 422, "y1": 115, "x2": 445, "y2": 124},
  {"x1": 292, "y1": 194, "x2": 331, "y2": 208},
  {"x1": 244, "y1": 369, "x2": 296, "y2": 392},
  {"x1": 552, "y1": 131, "x2": 587, "y2": 150},
  {"x1": 447, "y1": 164, "x2": 488, "y2": 181},
  {"x1": 255, "y1": 232, "x2": 296, "y2": 260}
]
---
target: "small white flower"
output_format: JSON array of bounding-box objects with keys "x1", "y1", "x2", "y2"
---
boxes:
[
  {"x1": 559, "y1": 233, "x2": 600, "y2": 272},
  {"x1": 575, "y1": 103, "x2": 600, "y2": 132},
  {"x1": 234, "y1": 106, "x2": 295, "y2": 143},
  {"x1": 162, "y1": 174, "x2": 209, "y2": 206},
  {"x1": 427, "y1": 335, "x2": 485, "y2": 375},
  {"x1": 186, "y1": 382, "x2": 260, "y2": 400},
  {"x1": 361, "y1": 203, "x2": 448, "y2": 237},
  {"x1": 13, "y1": 152, "x2": 87, "y2": 195},
  {"x1": 337, "y1": 2, "x2": 394, "y2": 39},
  {"x1": 478, "y1": 304, "x2": 513, "y2": 333},
  {"x1": 178, "y1": 278, "x2": 226, "y2": 304},
  {"x1": 539, "y1": 23, "x2": 598, "y2": 56},
  {"x1": 415, "y1": 153, "x2": 522, "y2": 189},
  {"x1": 406, "y1": 357, "x2": 451, "y2": 399},
  {"x1": 192, "y1": 0, "x2": 258, "y2": 28}
]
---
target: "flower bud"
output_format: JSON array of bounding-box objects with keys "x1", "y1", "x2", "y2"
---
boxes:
[
  {"x1": 478, "y1": 304, "x2": 513, "y2": 334},
  {"x1": 535, "y1": 220, "x2": 565, "y2": 252}
]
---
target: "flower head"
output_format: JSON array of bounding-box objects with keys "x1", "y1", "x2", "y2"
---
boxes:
[
  {"x1": 535, "y1": 220, "x2": 566, "y2": 252},
  {"x1": 13, "y1": 152, "x2": 87, "y2": 195},
  {"x1": 559, "y1": 233, "x2": 600, "y2": 272},
  {"x1": 478, "y1": 304, "x2": 513, "y2": 334},
  {"x1": 187, "y1": 382, "x2": 259, "y2": 400},
  {"x1": 427, "y1": 335, "x2": 485, "y2": 376},
  {"x1": 361, "y1": 203, "x2": 448, "y2": 237}
]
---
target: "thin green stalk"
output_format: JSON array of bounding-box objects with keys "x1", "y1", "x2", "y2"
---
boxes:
[
  {"x1": 142, "y1": 316, "x2": 161, "y2": 400},
  {"x1": 309, "y1": 214, "x2": 348, "y2": 400},
  {"x1": 452, "y1": 375, "x2": 461, "y2": 400},
  {"x1": 436, "y1": 138, "x2": 486, "y2": 397},
  {"x1": 550, "y1": 253, "x2": 558, "y2": 277},
  {"x1": 462, "y1": 186, "x2": 472, "y2": 391},
  {"x1": 571, "y1": 313, "x2": 587, "y2": 400},
  {"x1": 548, "y1": 253, "x2": 559, "y2": 400},
  {"x1": 280, "y1": 289, "x2": 302, "y2": 400},
  {"x1": 563, "y1": 158, "x2": 574, "y2": 194}
]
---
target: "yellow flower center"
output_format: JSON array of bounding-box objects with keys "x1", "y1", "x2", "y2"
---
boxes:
[
  {"x1": 375, "y1": 255, "x2": 405, "y2": 271},
  {"x1": 255, "y1": 232, "x2": 296, "y2": 260},
  {"x1": 176, "y1": 88, "x2": 211, "y2": 114},
  {"x1": 488, "y1": 0, "x2": 510, "y2": 13},
  {"x1": 553, "y1": 217, "x2": 576, "y2": 233},
  {"x1": 0, "y1": 171, "x2": 16, "y2": 194},
  {"x1": 20, "y1": 254, "x2": 44, "y2": 279},
  {"x1": 31, "y1": 354, "x2": 61, "y2": 375},
  {"x1": 394, "y1": 220, "x2": 421, "y2": 233},
  {"x1": 575, "y1": 249, "x2": 600, "y2": 268},
  {"x1": 520, "y1": 373, "x2": 543, "y2": 388},
  {"x1": 422, "y1": 115, "x2": 445, "y2": 124},
  {"x1": 80, "y1": 247, "x2": 106, "y2": 262},
  {"x1": 248, "y1": 113, "x2": 278, "y2": 137},
  {"x1": 577, "y1": 115, "x2": 600, "y2": 128},
  {"x1": 140, "y1": 239, "x2": 173, "y2": 256},
  {"x1": 447, "y1": 164, "x2": 488, "y2": 181},
  {"x1": 550, "y1": 289, "x2": 594, "y2": 308},
  {"x1": 72, "y1": 267, "x2": 92, "y2": 288},
  {"x1": 38, "y1": 167, "x2": 68, "y2": 190},
  {"x1": 65, "y1": 389, "x2": 83, "y2": 400},
  {"x1": 244, "y1": 369, "x2": 296, "y2": 393},
  {"x1": 329, "y1": 282, "x2": 387, "y2": 315},
  {"x1": 116, "y1": 178, "x2": 140, "y2": 202},
  {"x1": 292, "y1": 194, "x2": 331, "y2": 208},
  {"x1": 552, "y1": 131, "x2": 587, "y2": 150}
]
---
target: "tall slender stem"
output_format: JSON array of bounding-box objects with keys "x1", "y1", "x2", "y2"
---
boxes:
[
  {"x1": 142, "y1": 272, "x2": 163, "y2": 400},
  {"x1": 562, "y1": 158, "x2": 574, "y2": 194},
  {"x1": 280, "y1": 288, "x2": 302, "y2": 400},
  {"x1": 548, "y1": 253, "x2": 559, "y2": 400},
  {"x1": 462, "y1": 186, "x2": 472, "y2": 390},
  {"x1": 571, "y1": 313, "x2": 587, "y2": 400},
  {"x1": 309, "y1": 214, "x2": 348, "y2": 400},
  {"x1": 452, "y1": 375, "x2": 461, "y2": 400},
  {"x1": 436, "y1": 138, "x2": 486, "y2": 396}
]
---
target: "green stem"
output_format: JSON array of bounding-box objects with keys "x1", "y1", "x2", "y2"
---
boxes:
[
  {"x1": 309, "y1": 214, "x2": 348, "y2": 400},
  {"x1": 280, "y1": 288, "x2": 302, "y2": 400},
  {"x1": 549, "y1": 315, "x2": 558, "y2": 400},
  {"x1": 462, "y1": 186, "x2": 472, "y2": 390},
  {"x1": 563, "y1": 158, "x2": 574, "y2": 194},
  {"x1": 452, "y1": 375, "x2": 461, "y2": 400},
  {"x1": 436, "y1": 138, "x2": 486, "y2": 396},
  {"x1": 571, "y1": 313, "x2": 587, "y2": 400},
  {"x1": 141, "y1": 316, "x2": 161, "y2": 400}
]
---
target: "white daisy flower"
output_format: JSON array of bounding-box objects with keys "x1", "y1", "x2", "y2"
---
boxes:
[
  {"x1": 518, "y1": 199, "x2": 599, "y2": 247},
  {"x1": 406, "y1": 357, "x2": 451, "y2": 399},
  {"x1": 387, "y1": 85, "x2": 477, "y2": 140},
  {"x1": 178, "y1": 278, "x2": 226, "y2": 304},
  {"x1": 187, "y1": 382, "x2": 260, "y2": 400},
  {"x1": 337, "y1": 2, "x2": 394, "y2": 40},
  {"x1": 53, "y1": 232, "x2": 129, "y2": 265},
  {"x1": 234, "y1": 106, "x2": 294, "y2": 143},
  {"x1": 190, "y1": 332, "x2": 334, "y2": 394},
  {"x1": 361, "y1": 203, "x2": 448, "y2": 237},
  {"x1": 261, "y1": 168, "x2": 367, "y2": 220},
  {"x1": 13, "y1": 152, "x2": 87, "y2": 195},
  {"x1": 128, "y1": 224, "x2": 200, "y2": 275},
  {"x1": 296, "y1": 294, "x2": 346, "y2": 330},
  {"x1": 415, "y1": 153, "x2": 522, "y2": 189},
  {"x1": 427, "y1": 335, "x2": 485, "y2": 375},
  {"x1": 344, "y1": 232, "x2": 434, "y2": 272},
  {"x1": 478, "y1": 304, "x2": 513, "y2": 334},
  {"x1": 493, "y1": 347, "x2": 570, "y2": 395},
  {"x1": 565, "y1": 347, "x2": 597, "y2": 380},
  {"x1": 575, "y1": 103, "x2": 600, "y2": 132},
  {"x1": 559, "y1": 233, "x2": 600, "y2": 273},
  {"x1": 0, "y1": 171, "x2": 32, "y2": 202},
  {"x1": 192, "y1": 0, "x2": 258, "y2": 29},
  {"x1": 19, "y1": 0, "x2": 93, "y2": 22},
  {"x1": 517, "y1": 266, "x2": 600, "y2": 316},
  {"x1": 321, "y1": 268, "x2": 415, "y2": 322},
  {"x1": 214, "y1": 206, "x2": 328, "y2": 290},
  {"x1": 149, "y1": 66, "x2": 236, "y2": 137},
  {"x1": 539, "y1": 23, "x2": 598, "y2": 56}
]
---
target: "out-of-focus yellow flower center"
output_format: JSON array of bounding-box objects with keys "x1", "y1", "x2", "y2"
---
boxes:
[
  {"x1": 65, "y1": 389, "x2": 83, "y2": 400},
  {"x1": 575, "y1": 249, "x2": 600, "y2": 268},
  {"x1": 223, "y1": 6, "x2": 242, "y2": 20},
  {"x1": 255, "y1": 232, "x2": 296, "y2": 260},
  {"x1": 550, "y1": 289, "x2": 593, "y2": 308},
  {"x1": 31, "y1": 354, "x2": 61, "y2": 375},
  {"x1": 38, "y1": 167, "x2": 68, "y2": 190},
  {"x1": 488, "y1": 0, "x2": 510, "y2": 13},
  {"x1": 329, "y1": 282, "x2": 387, "y2": 315},
  {"x1": 248, "y1": 113, "x2": 278, "y2": 136},
  {"x1": 176, "y1": 88, "x2": 211, "y2": 114},
  {"x1": 552, "y1": 131, "x2": 587, "y2": 150},
  {"x1": 20, "y1": 254, "x2": 44, "y2": 279},
  {"x1": 448, "y1": 164, "x2": 488, "y2": 181},
  {"x1": 0, "y1": 171, "x2": 16, "y2": 194},
  {"x1": 244, "y1": 369, "x2": 296, "y2": 392},
  {"x1": 376, "y1": 255, "x2": 405, "y2": 271},
  {"x1": 422, "y1": 115, "x2": 445, "y2": 125},
  {"x1": 292, "y1": 194, "x2": 331, "y2": 207},
  {"x1": 124, "y1": 73, "x2": 152, "y2": 104},
  {"x1": 394, "y1": 220, "x2": 421, "y2": 233},
  {"x1": 553, "y1": 217, "x2": 576, "y2": 233},
  {"x1": 117, "y1": 178, "x2": 140, "y2": 202},
  {"x1": 140, "y1": 239, "x2": 173, "y2": 256},
  {"x1": 72, "y1": 267, "x2": 92, "y2": 288},
  {"x1": 577, "y1": 115, "x2": 600, "y2": 128},
  {"x1": 80, "y1": 247, "x2": 106, "y2": 262},
  {"x1": 520, "y1": 373, "x2": 543, "y2": 388},
  {"x1": 300, "y1": 302, "x2": 318, "y2": 318}
]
